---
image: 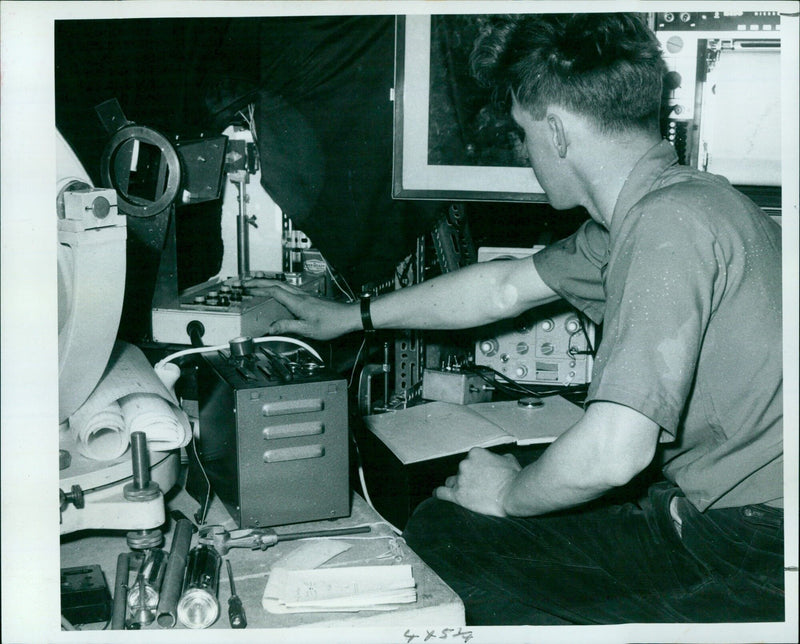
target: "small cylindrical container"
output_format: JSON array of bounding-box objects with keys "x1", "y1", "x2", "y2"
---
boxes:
[
  {"x1": 176, "y1": 545, "x2": 221, "y2": 629},
  {"x1": 127, "y1": 548, "x2": 167, "y2": 617}
]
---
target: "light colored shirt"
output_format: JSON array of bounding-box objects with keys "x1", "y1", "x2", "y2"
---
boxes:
[{"x1": 534, "y1": 140, "x2": 783, "y2": 510}]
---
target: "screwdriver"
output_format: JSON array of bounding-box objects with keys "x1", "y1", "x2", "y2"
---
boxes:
[{"x1": 225, "y1": 559, "x2": 247, "y2": 629}]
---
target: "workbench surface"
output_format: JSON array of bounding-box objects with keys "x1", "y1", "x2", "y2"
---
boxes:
[{"x1": 60, "y1": 486, "x2": 465, "y2": 631}]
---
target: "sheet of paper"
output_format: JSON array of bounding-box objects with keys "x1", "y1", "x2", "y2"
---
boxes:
[
  {"x1": 272, "y1": 540, "x2": 352, "y2": 571},
  {"x1": 364, "y1": 402, "x2": 515, "y2": 464},
  {"x1": 262, "y1": 565, "x2": 416, "y2": 613},
  {"x1": 468, "y1": 395, "x2": 583, "y2": 445}
]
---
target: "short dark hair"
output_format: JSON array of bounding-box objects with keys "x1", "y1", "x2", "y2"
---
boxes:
[{"x1": 470, "y1": 13, "x2": 666, "y2": 134}]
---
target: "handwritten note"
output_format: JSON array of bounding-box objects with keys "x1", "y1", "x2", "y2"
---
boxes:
[{"x1": 403, "y1": 627, "x2": 475, "y2": 643}]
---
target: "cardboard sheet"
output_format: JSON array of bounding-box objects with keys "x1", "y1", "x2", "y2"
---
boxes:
[
  {"x1": 364, "y1": 395, "x2": 583, "y2": 464},
  {"x1": 468, "y1": 396, "x2": 583, "y2": 446}
]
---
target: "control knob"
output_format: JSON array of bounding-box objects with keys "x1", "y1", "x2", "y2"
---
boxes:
[{"x1": 479, "y1": 339, "x2": 499, "y2": 357}]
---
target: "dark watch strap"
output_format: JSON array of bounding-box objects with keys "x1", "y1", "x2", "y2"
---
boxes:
[{"x1": 360, "y1": 295, "x2": 375, "y2": 332}]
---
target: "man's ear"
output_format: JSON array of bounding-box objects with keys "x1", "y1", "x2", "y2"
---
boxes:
[{"x1": 547, "y1": 114, "x2": 568, "y2": 158}]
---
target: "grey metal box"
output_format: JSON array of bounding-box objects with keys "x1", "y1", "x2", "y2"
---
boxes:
[{"x1": 195, "y1": 348, "x2": 350, "y2": 528}]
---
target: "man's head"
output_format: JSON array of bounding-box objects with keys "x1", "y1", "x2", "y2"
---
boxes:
[
  {"x1": 471, "y1": 13, "x2": 666, "y2": 137},
  {"x1": 471, "y1": 13, "x2": 666, "y2": 217}
]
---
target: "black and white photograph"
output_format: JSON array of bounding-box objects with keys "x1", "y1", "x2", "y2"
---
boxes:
[{"x1": 1, "y1": 2, "x2": 798, "y2": 643}]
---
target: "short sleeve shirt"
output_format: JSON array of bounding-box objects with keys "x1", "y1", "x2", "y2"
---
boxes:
[{"x1": 534, "y1": 140, "x2": 783, "y2": 511}]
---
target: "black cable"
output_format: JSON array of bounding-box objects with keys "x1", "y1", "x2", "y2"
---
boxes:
[
  {"x1": 467, "y1": 366, "x2": 530, "y2": 398},
  {"x1": 568, "y1": 331, "x2": 593, "y2": 357},
  {"x1": 463, "y1": 363, "x2": 589, "y2": 399},
  {"x1": 577, "y1": 312, "x2": 596, "y2": 356}
]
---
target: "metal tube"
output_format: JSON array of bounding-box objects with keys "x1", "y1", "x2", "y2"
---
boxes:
[
  {"x1": 383, "y1": 342, "x2": 390, "y2": 408},
  {"x1": 177, "y1": 545, "x2": 221, "y2": 629},
  {"x1": 277, "y1": 525, "x2": 371, "y2": 542},
  {"x1": 236, "y1": 180, "x2": 249, "y2": 278},
  {"x1": 156, "y1": 517, "x2": 194, "y2": 628},
  {"x1": 129, "y1": 431, "x2": 150, "y2": 489},
  {"x1": 111, "y1": 553, "x2": 129, "y2": 630},
  {"x1": 147, "y1": 548, "x2": 168, "y2": 594}
]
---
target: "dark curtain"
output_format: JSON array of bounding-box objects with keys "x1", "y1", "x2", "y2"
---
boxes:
[
  {"x1": 201, "y1": 16, "x2": 438, "y2": 287},
  {"x1": 56, "y1": 18, "x2": 438, "y2": 342}
]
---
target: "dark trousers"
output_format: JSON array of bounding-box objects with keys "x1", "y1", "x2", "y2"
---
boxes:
[{"x1": 402, "y1": 481, "x2": 784, "y2": 625}]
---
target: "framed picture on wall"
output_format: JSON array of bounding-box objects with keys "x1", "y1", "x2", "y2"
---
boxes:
[{"x1": 392, "y1": 14, "x2": 547, "y2": 202}]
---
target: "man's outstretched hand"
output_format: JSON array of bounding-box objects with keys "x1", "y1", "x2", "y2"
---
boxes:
[{"x1": 244, "y1": 278, "x2": 359, "y2": 340}]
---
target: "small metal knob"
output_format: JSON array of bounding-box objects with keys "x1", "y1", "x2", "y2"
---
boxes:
[
  {"x1": 229, "y1": 336, "x2": 255, "y2": 357},
  {"x1": 89, "y1": 195, "x2": 111, "y2": 218},
  {"x1": 479, "y1": 339, "x2": 499, "y2": 357}
]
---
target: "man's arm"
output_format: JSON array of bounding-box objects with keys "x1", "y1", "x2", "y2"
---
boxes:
[
  {"x1": 434, "y1": 402, "x2": 660, "y2": 517},
  {"x1": 246, "y1": 256, "x2": 559, "y2": 340}
]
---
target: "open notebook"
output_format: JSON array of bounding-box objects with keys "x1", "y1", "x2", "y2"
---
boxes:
[{"x1": 364, "y1": 395, "x2": 583, "y2": 465}]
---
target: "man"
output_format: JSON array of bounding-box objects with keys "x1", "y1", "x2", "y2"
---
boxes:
[{"x1": 246, "y1": 13, "x2": 784, "y2": 625}]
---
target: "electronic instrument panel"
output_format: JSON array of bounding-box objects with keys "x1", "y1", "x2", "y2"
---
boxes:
[{"x1": 474, "y1": 247, "x2": 595, "y2": 386}]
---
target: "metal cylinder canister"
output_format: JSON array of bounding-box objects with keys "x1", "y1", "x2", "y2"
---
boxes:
[{"x1": 176, "y1": 545, "x2": 221, "y2": 629}]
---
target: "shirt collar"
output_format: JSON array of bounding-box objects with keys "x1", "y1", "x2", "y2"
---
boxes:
[{"x1": 610, "y1": 140, "x2": 679, "y2": 239}]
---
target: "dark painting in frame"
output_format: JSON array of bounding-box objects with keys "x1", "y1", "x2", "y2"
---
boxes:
[{"x1": 392, "y1": 14, "x2": 548, "y2": 202}]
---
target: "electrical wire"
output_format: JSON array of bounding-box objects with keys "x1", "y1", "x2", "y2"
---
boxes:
[
  {"x1": 235, "y1": 103, "x2": 258, "y2": 146},
  {"x1": 247, "y1": 103, "x2": 258, "y2": 145},
  {"x1": 155, "y1": 335, "x2": 322, "y2": 370},
  {"x1": 348, "y1": 336, "x2": 367, "y2": 389},
  {"x1": 578, "y1": 312, "x2": 596, "y2": 356},
  {"x1": 326, "y1": 263, "x2": 356, "y2": 302},
  {"x1": 317, "y1": 251, "x2": 356, "y2": 303},
  {"x1": 568, "y1": 332, "x2": 593, "y2": 357},
  {"x1": 462, "y1": 363, "x2": 588, "y2": 399},
  {"x1": 190, "y1": 432, "x2": 213, "y2": 525},
  {"x1": 350, "y1": 429, "x2": 402, "y2": 536}
]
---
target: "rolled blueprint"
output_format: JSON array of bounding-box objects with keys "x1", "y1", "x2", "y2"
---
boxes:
[
  {"x1": 120, "y1": 393, "x2": 189, "y2": 452},
  {"x1": 71, "y1": 400, "x2": 128, "y2": 460},
  {"x1": 68, "y1": 341, "x2": 191, "y2": 460}
]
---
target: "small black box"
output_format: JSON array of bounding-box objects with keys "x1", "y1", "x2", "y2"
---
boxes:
[{"x1": 60, "y1": 565, "x2": 112, "y2": 625}]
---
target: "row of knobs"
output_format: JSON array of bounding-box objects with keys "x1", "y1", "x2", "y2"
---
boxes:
[
  {"x1": 478, "y1": 317, "x2": 583, "y2": 380},
  {"x1": 193, "y1": 282, "x2": 249, "y2": 307}
]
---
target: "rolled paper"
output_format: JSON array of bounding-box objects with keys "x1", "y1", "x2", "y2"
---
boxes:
[{"x1": 71, "y1": 401, "x2": 128, "y2": 460}]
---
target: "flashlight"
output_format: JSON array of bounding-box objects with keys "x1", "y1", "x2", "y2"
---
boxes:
[{"x1": 177, "y1": 545, "x2": 220, "y2": 629}]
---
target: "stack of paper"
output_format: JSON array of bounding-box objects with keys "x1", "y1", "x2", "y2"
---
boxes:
[{"x1": 262, "y1": 565, "x2": 416, "y2": 613}]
